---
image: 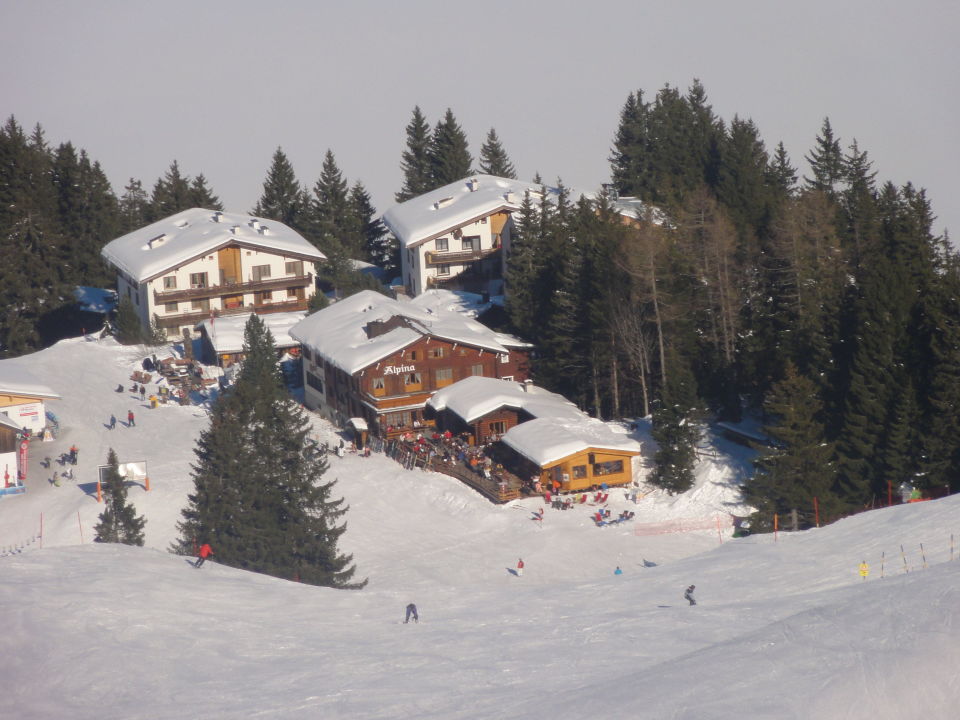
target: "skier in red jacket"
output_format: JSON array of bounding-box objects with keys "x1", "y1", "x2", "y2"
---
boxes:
[
  {"x1": 195, "y1": 543, "x2": 213, "y2": 568},
  {"x1": 516, "y1": 558, "x2": 524, "y2": 577}
]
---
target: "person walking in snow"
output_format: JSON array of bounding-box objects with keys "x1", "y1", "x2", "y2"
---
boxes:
[
  {"x1": 516, "y1": 558, "x2": 525, "y2": 577},
  {"x1": 404, "y1": 603, "x2": 419, "y2": 624},
  {"x1": 108, "y1": 414, "x2": 116, "y2": 430},
  {"x1": 195, "y1": 543, "x2": 213, "y2": 568},
  {"x1": 614, "y1": 566, "x2": 623, "y2": 575},
  {"x1": 69, "y1": 445, "x2": 78, "y2": 465},
  {"x1": 127, "y1": 410, "x2": 135, "y2": 427},
  {"x1": 684, "y1": 584, "x2": 696, "y2": 606},
  {"x1": 52, "y1": 471, "x2": 60, "y2": 487},
  {"x1": 139, "y1": 385, "x2": 146, "y2": 401},
  {"x1": 859, "y1": 561, "x2": 869, "y2": 580}
]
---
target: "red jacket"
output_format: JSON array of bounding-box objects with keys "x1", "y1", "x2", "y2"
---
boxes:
[
  {"x1": 517, "y1": 559, "x2": 524, "y2": 569},
  {"x1": 199, "y1": 543, "x2": 213, "y2": 558}
]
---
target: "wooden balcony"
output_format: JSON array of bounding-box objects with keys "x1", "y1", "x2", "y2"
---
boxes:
[
  {"x1": 153, "y1": 298, "x2": 309, "y2": 329},
  {"x1": 424, "y1": 247, "x2": 499, "y2": 266},
  {"x1": 153, "y1": 274, "x2": 313, "y2": 304}
]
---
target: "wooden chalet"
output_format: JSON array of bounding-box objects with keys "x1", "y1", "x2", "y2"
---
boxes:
[{"x1": 290, "y1": 290, "x2": 530, "y2": 438}]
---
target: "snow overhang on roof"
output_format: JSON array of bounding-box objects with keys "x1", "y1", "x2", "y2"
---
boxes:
[
  {"x1": 196, "y1": 312, "x2": 307, "y2": 355},
  {"x1": 0, "y1": 364, "x2": 61, "y2": 400},
  {"x1": 501, "y1": 416, "x2": 641, "y2": 468},
  {"x1": 289, "y1": 289, "x2": 528, "y2": 376},
  {"x1": 427, "y1": 376, "x2": 580, "y2": 424},
  {"x1": 381, "y1": 175, "x2": 568, "y2": 249},
  {"x1": 100, "y1": 208, "x2": 325, "y2": 283}
]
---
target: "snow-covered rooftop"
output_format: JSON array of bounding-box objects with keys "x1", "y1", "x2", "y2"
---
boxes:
[
  {"x1": 381, "y1": 175, "x2": 567, "y2": 249},
  {"x1": 501, "y1": 416, "x2": 641, "y2": 468},
  {"x1": 289, "y1": 290, "x2": 530, "y2": 376},
  {"x1": 427, "y1": 376, "x2": 582, "y2": 424},
  {"x1": 197, "y1": 312, "x2": 307, "y2": 355},
  {"x1": 381, "y1": 175, "x2": 662, "y2": 249},
  {"x1": 0, "y1": 364, "x2": 60, "y2": 400},
  {"x1": 100, "y1": 208, "x2": 325, "y2": 283}
]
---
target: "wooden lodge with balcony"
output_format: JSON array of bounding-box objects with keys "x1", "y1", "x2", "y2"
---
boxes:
[
  {"x1": 289, "y1": 290, "x2": 531, "y2": 438},
  {"x1": 101, "y1": 208, "x2": 325, "y2": 340}
]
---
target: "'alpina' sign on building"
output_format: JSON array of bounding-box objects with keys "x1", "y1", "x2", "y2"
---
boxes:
[{"x1": 383, "y1": 364, "x2": 416, "y2": 376}]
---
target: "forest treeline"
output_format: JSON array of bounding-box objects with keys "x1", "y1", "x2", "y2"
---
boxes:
[{"x1": 2, "y1": 81, "x2": 957, "y2": 526}]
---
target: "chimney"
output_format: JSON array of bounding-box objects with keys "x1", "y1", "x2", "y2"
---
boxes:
[
  {"x1": 231, "y1": 225, "x2": 241, "y2": 234},
  {"x1": 213, "y1": 211, "x2": 223, "y2": 222},
  {"x1": 250, "y1": 219, "x2": 261, "y2": 230},
  {"x1": 468, "y1": 177, "x2": 480, "y2": 192},
  {"x1": 259, "y1": 225, "x2": 270, "y2": 235},
  {"x1": 522, "y1": 379, "x2": 533, "y2": 393},
  {"x1": 504, "y1": 191, "x2": 516, "y2": 203}
]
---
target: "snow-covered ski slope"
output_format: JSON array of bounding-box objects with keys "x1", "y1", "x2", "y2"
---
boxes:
[{"x1": 1, "y1": 337, "x2": 958, "y2": 719}]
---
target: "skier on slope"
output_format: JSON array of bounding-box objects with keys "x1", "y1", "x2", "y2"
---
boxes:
[
  {"x1": 684, "y1": 584, "x2": 696, "y2": 605},
  {"x1": 195, "y1": 543, "x2": 213, "y2": 568},
  {"x1": 516, "y1": 558, "x2": 524, "y2": 577},
  {"x1": 404, "y1": 603, "x2": 419, "y2": 624}
]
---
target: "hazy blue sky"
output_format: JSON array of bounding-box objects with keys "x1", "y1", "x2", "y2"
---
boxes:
[{"x1": 2, "y1": 1, "x2": 957, "y2": 238}]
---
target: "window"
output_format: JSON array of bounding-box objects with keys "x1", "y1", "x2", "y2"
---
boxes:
[
  {"x1": 302, "y1": 346, "x2": 312, "y2": 362},
  {"x1": 430, "y1": 346, "x2": 445, "y2": 358},
  {"x1": 163, "y1": 276, "x2": 177, "y2": 290},
  {"x1": 593, "y1": 459, "x2": 624, "y2": 477},
  {"x1": 435, "y1": 237, "x2": 449, "y2": 252},
  {"x1": 501, "y1": 375, "x2": 514, "y2": 382},
  {"x1": 489, "y1": 420, "x2": 506, "y2": 436},
  {"x1": 306, "y1": 371, "x2": 324, "y2": 394},
  {"x1": 471, "y1": 364, "x2": 484, "y2": 376},
  {"x1": 164, "y1": 302, "x2": 178, "y2": 313},
  {"x1": 189, "y1": 272, "x2": 207, "y2": 289},
  {"x1": 461, "y1": 236, "x2": 476, "y2": 252},
  {"x1": 287, "y1": 287, "x2": 298, "y2": 298},
  {"x1": 404, "y1": 372, "x2": 422, "y2": 387},
  {"x1": 252, "y1": 265, "x2": 271, "y2": 281},
  {"x1": 437, "y1": 264, "x2": 451, "y2": 276},
  {"x1": 258, "y1": 290, "x2": 273, "y2": 302},
  {"x1": 435, "y1": 367, "x2": 453, "y2": 387},
  {"x1": 191, "y1": 298, "x2": 210, "y2": 312},
  {"x1": 285, "y1": 260, "x2": 304, "y2": 276},
  {"x1": 573, "y1": 465, "x2": 588, "y2": 479},
  {"x1": 372, "y1": 377, "x2": 385, "y2": 395},
  {"x1": 408, "y1": 350, "x2": 418, "y2": 361}
]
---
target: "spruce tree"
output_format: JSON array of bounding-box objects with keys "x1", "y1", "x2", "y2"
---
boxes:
[
  {"x1": 745, "y1": 362, "x2": 839, "y2": 529},
  {"x1": 650, "y1": 348, "x2": 700, "y2": 494},
  {"x1": 308, "y1": 149, "x2": 352, "y2": 256},
  {"x1": 94, "y1": 448, "x2": 146, "y2": 545},
  {"x1": 428, "y1": 108, "x2": 473, "y2": 186},
  {"x1": 119, "y1": 178, "x2": 150, "y2": 233},
  {"x1": 478, "y1": 128, "x2": 516, "y2": 178},
  {"x1": 148, "y1": 160, "x2": 192, "y2": 220},
  {"x1": 176, "y1": 315, "x2": 364, "y2": 588},
  {"x1": 803, "y1": 118, "x2": 844, "y2": 198},
  {"x1": 348, "y1": 181, "x2": 393, "y2": 269},
  {"x1": 253, "y1": 147, "x2": 304, "y2": 229},
  {"x1": 114, "y1": 296, "x2": 143, "y2": 345},
  {"x1": 395, "y1": 106, "x2": 433, "y2": 202},
  {"x1": 188, "y1": 173, "x2": 223, "y2": 210}
]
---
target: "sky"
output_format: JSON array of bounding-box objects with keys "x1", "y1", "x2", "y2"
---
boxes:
[
  {"x1": 1, "y1": 1, "x2": 958, "y2": 240},
  {"x1": 1, "y1": 334, "x2": 959, "y2": 718}
]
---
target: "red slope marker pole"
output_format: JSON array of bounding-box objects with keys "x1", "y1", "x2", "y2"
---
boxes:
[{"x1": 77, "y1": 511, "x2": 83, "y2": 543}]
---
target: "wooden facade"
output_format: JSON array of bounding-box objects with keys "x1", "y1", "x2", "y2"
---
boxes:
[
  {"x1": 429, "y1": 405, "x2": 530, "y2": 446},
  {"x1": 304, "y1": 336, "x2": 529, "y2": 438},
  {"x1": 536, "y1": 448, "x2": 636, "y2": 493}
]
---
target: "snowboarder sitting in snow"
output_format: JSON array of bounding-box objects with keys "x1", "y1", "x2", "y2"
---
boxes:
[
  {"x1": 684, "y1": 585, "x2": 696, "y2": 606},
  {"x1": 404, "y1": 603, "x2": 419, "y2": 624},
  {"x1": 195, "y1": 543, "x2": 213, "y2": 568}
]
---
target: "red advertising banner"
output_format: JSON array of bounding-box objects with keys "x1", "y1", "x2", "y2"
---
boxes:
[{"x1": 18, "y1": 439, "x2": 28, "y2": 480}]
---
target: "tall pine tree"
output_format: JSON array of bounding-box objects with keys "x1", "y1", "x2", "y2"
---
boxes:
[{"x1": 94, "y1": 448, "x2": 146, "y2": 545}]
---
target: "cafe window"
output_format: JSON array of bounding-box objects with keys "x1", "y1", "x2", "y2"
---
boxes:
[
  {"x1": 252, "y1": 264, "x2": 271, "y2": 281},
  {"x1": 435, "y1": 367, "x2": 453, "y2": 387},
  {"x1": 435, "y1": 237, "x2": 449, "y2": 252},
  {"x1": 573, "y1": 465, "x2": 588, "y2": 479},
  {"x1": 164, "y1": 301, "x2": 178, "y2": 313},
  {"x1": 471, "y1": 364, "x2": 484, "y2": 376},
  {"x1": 430, "y1": 346, "x2": 445, "y2": 358},
  {"x1": 163, "y1": 276, "x2": 177, "y2": 289},
  {"x1": 489, "y1": 421, "x2": 506, "y2": 436},
  {"x1": 593, "y1": 459, "x2": 624, "y2": 477},
  {"x1": 189, "y1": 272, "x2": 207, "y2": 289},
  {"x1": 404, "y1": 372, "x2": 422, "y2": 387}
]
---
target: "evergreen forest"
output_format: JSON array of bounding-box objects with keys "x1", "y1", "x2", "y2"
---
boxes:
[{"x1": 2, "y1": 81, "x2": 957, "y2": 528}]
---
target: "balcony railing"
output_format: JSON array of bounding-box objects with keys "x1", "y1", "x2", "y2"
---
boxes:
[
  {"x1": 424, "y1": 247, "x2": 499, "y2": 266},
  {"x1": 153, "y1": 273, "x2": 313, "y2": 303},
  {"x1": 153, "y1": 298, "x2": 309, "y2": 329}
]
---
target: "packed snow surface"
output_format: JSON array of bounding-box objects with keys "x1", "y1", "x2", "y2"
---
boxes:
[{"x1": 1, "y1": 336, "x2": 958, "y2": 719}]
